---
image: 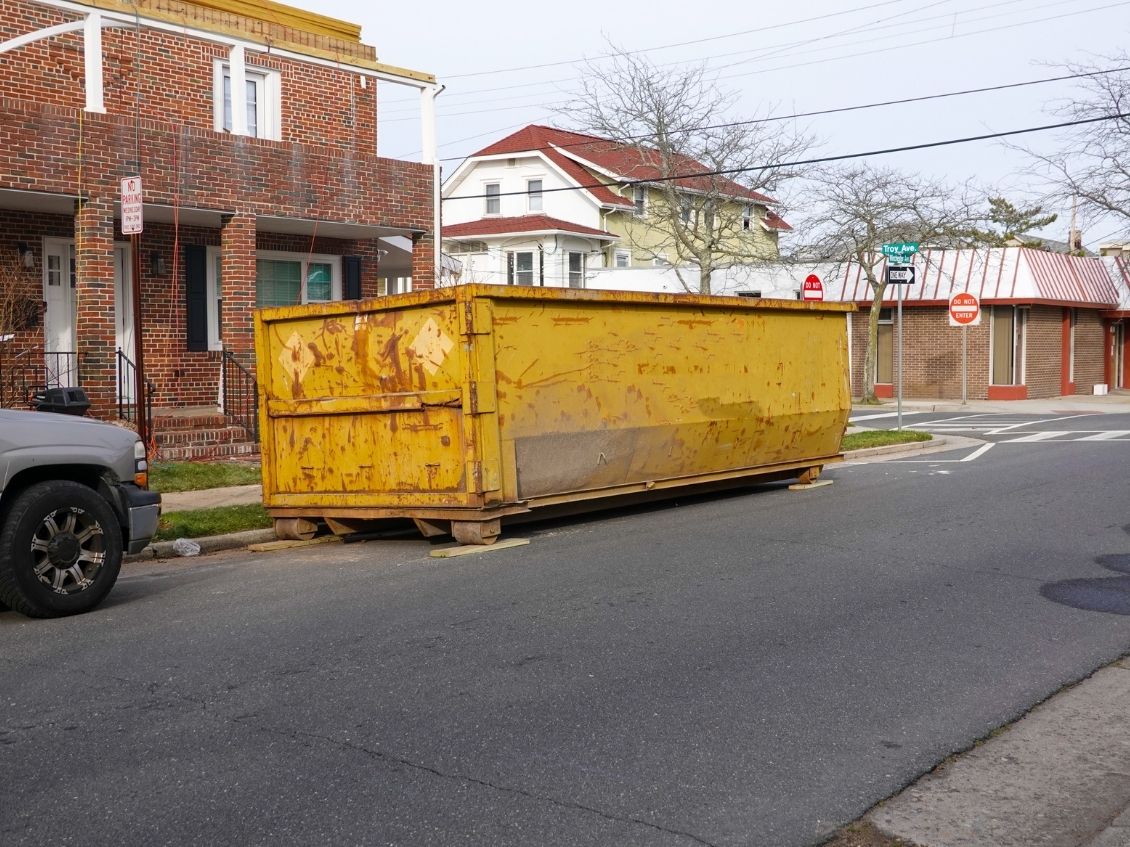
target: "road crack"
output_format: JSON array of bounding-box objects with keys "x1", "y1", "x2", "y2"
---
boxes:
[{"x1": 232, "y1": 718, "x2": 717, "y2": 846}]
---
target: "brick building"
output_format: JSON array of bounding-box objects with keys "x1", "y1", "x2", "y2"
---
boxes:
[
  {"x1": 834, "y1": 248, "x2": 1129, "y2": 401},
  {"x1": 740, "y1": 248, "x2": 1130, "y2": 402},
  {"x1": 0, "y1": 0, "x2": 440, "y2": 454}
]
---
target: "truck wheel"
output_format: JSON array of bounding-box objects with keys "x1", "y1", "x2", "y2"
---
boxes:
[{"x1": 0, "y1": 481, "x2": 123, "y2": 618}]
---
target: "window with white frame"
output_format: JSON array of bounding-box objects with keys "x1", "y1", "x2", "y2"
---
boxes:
[
  {"x1": 255, "y1": 252, "x2": 341, "y2": 308},
  {"x1": 633, "y1": 186, "x2": 647, "y2": 217},
  {"x1": 568, "y1": 252, "x2": 585, "y2": 288},
  {"x1": 527, "y1": 179, "x2": 543, "y2": 213},
  {"x1": 450, "y1": 240, "x2": 488, "y2": 254},
  {"x1": 508, "y1": 251, "x2": 535, "y2": 286},
  {"x1": 613, "y1": 248, "x2": 631, "y2": 268},
  {"x1": 485, "y1": 183, "x2": 501, "y2": 215},
  {"x1": 742, "y1": 205, "x2": 753, "y2": 231},
  {"x1": 213, "y1": 60, "x2": 280, "y2": 140}
]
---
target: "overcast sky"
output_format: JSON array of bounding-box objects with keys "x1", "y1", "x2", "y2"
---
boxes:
[{"x1": 293, "y1": 0, "x2": 1129, "y2": 247}]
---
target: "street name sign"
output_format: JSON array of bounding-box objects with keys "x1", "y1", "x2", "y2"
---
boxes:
[
  {"x1": 120, "y1": 176, "x2": 143, "y2": 235},
  {"x1": 881, "y1": 241, "x2": 919, "y2": 262},
  {"x1": 886, "y1": 265, "x2": 915, "y2": 285},
  {"x1": 802, "y1": 273, "x2": 824, "y2": 301},
  {"x1": 949, "y1": 292, "x2": 981, "y2": 326}
]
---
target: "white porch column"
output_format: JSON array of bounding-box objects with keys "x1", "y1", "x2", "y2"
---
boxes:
[
  {"x1": 228, "y1": 44, "x2": 248, "y2": 136},
  {"x1": 421, "y1": 84, "x2": 441, "y2": 284},
  {"x1": 83, "y1": 12, "x2": 105, "y2": 113}
]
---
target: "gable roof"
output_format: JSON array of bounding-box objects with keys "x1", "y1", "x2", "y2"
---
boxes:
[
  {"x1": 443, "y1": 215, "x2": 619, "y2": 241},
  {"x1": 471, "y1": 124, "x2": 782, "y2": 209},
  {"x1": 472, "y1": 126, "x2": 632, "y2": 209}
]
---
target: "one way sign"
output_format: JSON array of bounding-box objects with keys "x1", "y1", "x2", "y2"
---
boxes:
[{"x1": 886, "y1": 265, "x2": 915, "y2": 285}]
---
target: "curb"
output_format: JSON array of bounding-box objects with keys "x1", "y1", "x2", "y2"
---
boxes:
[
  {"x1": 129, "y1": 436, "x2": 977, "y2": 562},
  {"x1": 842, "y1": 433, "x2": 983, "y2": 460},
  {"x1": 126, "y1": 528, "x2": 277, "y2": 562}
]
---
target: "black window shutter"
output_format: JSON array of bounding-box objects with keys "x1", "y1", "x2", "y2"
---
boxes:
[
  {"x1": 185, "y1": 245, "x2": 208, "y2": 352},
  {"x1": 343, "y1": 256, "x2": 362, "y2": 300}
]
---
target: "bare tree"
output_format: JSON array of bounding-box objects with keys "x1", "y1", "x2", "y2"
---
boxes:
[
  {"x1": 564, "y1": 48, "x2": 813, "y2": 294},
  {"x1": 797, "y1": 164, "x2": 979, "y2": 402},
  {"x1": 1025, "y1": 55, "x2": 1130, "y2": 242}
]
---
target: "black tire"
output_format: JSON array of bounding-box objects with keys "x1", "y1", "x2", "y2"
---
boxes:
[{"x1": 0, "y1": 480, "x2": 123, "y2": 618}]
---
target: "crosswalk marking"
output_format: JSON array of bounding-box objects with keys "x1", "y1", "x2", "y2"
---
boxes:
[
  {"x1": 1076, "y1": 430, "x2": 1130, "y2": 441},
  {"x1": 1004, "y1": 431, "x2": 1072, "y2": 443}
]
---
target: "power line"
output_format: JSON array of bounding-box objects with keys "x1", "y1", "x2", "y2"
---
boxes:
[
  {"x1": 442, "y1": 113, "x2": 1129, "y2": 202},
  {"x1": 381, "y1": 0, "x2": 1099, "y2": 116},
  {"x1": 382, "y1": 0, "x2": 1026, "y2": 114},
  {"x1": 436, "y1": 0, "x2": 928, "y2": 80},
  {"x1": 420, "y1": 66, "x2": 1127, "y2": 165}
]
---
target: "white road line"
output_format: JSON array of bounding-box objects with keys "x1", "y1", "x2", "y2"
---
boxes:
[
  {"x1": 1076, "y1": 430, "x2": 1130, "y2": 441},
  {"x1": 1004, "y1": 431, "x2": 1070, "y2": 443},
  {"x1": 885, "y1": 443, "x2": 995, "y2": 463},
  {"x1": 961, "y1": 443, "x2": 995, "y2": 461},
  {"x1": 849, "y1": 411, "x2": 927, "y2": 422}
]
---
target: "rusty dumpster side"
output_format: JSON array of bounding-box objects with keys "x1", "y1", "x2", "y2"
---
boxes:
[{"x1": 255, "y1": 284, "x2": 854, "y2": 543}]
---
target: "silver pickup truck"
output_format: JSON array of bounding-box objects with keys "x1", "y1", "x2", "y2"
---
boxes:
[{"x1": 0, "y1": 409, "x2": 161, "y2": 618}]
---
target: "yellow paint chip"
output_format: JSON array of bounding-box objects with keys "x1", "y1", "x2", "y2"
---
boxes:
[{"x1": 410, "y1": 317, "x2": 454, "y2": 376}]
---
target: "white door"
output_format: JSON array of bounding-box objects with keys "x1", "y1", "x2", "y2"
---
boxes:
[
  {"x1": 114, "y1": 244, "x2": 136, "y2": 403},
  {"x1": 42, "y1": 239, "x2": 78, "y2": 387}
]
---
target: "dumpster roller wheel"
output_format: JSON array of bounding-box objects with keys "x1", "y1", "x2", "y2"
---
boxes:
[
  {"x1": 451, "y1": 519, "x2": 501, "y2": 546},
  {"x1": 274, "y1": 517, "x2": 318, "y2": 541}
]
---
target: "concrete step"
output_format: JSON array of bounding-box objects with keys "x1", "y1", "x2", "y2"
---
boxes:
[
  {"x1": 155, "y1": 441, "x2": 261, "y2": 462},
  {"x1": 152, "y1": 413, "x2": 230, "y2": 431},
  {"x1": 154, "y1": 426, "x2": 252, "y2": 447}
]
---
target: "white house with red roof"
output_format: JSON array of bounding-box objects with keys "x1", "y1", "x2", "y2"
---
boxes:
[{"x1": 441, "y1": 124, "x2": 790, "y2": 289}]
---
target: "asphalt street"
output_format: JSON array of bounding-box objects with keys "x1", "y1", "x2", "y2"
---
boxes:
[{"x1": 4, "y1": 422, "x2": 1130, "y2": 846}]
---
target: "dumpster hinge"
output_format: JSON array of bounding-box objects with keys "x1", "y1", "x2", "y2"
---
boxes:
[
  {"x1": 460, "y1": 299, "x2": 493, "y2": 336},
  {"x1": 469, "y1": 460, "x2": 502, "y2": 494}
]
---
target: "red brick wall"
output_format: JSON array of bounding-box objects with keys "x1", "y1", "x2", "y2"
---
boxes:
[
  {"x1": 847, "y1": 304, "x2": 1109, "y2": 401},
  {"x1": 1024, "y1": 306, "x2": 1063, "y2": 399},
  {"x1": 0, "y1": 1, "x2": 434, "y2": 415},
  {"x1": 0, "y1": 0, "x2": 377, "y2": 156},
  {"x1": 1074, "y1": 310, "x2": 1107, "y2": 392}
]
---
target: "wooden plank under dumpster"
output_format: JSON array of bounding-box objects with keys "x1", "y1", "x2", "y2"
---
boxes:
[{"x1": 254, "y1": 285, "x2": 854, "y2": 544}]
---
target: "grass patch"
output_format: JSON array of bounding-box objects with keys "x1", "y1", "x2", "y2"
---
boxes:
[
  {"x1": 842, "y1": 429, "x2": 932, "y2": 451},
  {"x1": 150, "y1": 462, "x2": 261, "y2": 493},
  {"x1": 155, "y1": 504, "x2": 272, "y2": 541}
]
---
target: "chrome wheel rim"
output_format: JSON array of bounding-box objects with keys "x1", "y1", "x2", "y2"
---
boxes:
[{"x1": 30, "y1": 507, "x2": 106, "y2": 595}]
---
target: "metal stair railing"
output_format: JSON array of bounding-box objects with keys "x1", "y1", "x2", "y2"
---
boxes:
[
  {"x1": 116, "y1": 348, "x2": 154, "y2": 438},
  {"x1": 221, "y1": 350, "x2": 259, "y2": 442}
]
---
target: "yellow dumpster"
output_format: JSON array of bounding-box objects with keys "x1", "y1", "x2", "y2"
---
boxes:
[{"x1": 255, "y1": 285, "x2": 853, "y2": 544}]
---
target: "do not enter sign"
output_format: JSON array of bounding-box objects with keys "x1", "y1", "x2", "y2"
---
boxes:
[
  {"x1": 949, "y1": 292, "x2": 981, "y2": 326},
  {"x1": 802, "y1": 274, "x2": 823, "y2": 302}
]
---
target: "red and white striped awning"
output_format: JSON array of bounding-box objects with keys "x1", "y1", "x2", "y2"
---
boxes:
[{"x1": 825, "y1": 247, "x2": 1123, "y2": 307}]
